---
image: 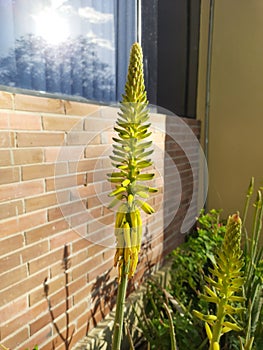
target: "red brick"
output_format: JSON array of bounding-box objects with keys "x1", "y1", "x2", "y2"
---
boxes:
[
  {"x1": 48, "y1": 200, "x2": 86, "y2": 221},
  {"x1": 55, "y1": 146, "x2": 86, "y2": 164},
  {"x1": 44, "y1": 275, "x2": 66, "y2": 296},
  {"x1": 0, "y1": 166, "x2": 20, "y2": 185},
  {"x1": 72, "y1": 284, "x2": 93, "y2": 305},
  {"x1": 72, "y1": 223, "x2": 87, "y2": 237},
  {"x1": 0, "y1": 179, "x2": 44, "y2": 202},
  {"x1": 67, "y1": 276, "x2": 88, "y2": 298},
  {"x1": 100, "y1": 130, "x2": 115, "y2": 144},
  {"x1": 17, "y1": 132, "x2": 65, "y2": 147},
  {"x1": 42, "y1": 115, "x2": 83, "y2": 131},
  {"x1": 1, "y1": 264, "x2": 28, "y2": 290},
  {"x1": 67, "y1": 324, "x2": 87, "y2": 348},
  {"x1": 22, "y1": 162, "x2": 67, "y2": 180},
  {"x1": 44, "y1": 147, "x2": 63, "y2": 162},
  {"x1": 17, "y1": 325, "x2": 53, "y2": 350},
  {"x1": 68, "y1": 300, "x2": 87, "y2": 324},
  {"x1": 48, "y1": 324, "x2": 75, "y2": 350},
  {"x1": 29, "y1": 312, "x2": 52, "y2": 335},
  {"x1": 0, "y1": 234, "x2": 24, "y2": 257},
  {"x1": 64, "y1": 100, "x2": 99, "y2": 116},
  {"x1": 21, "y1": 241, "x2": 49, "y2": 263},
  {"x1": 72, "y1": 237, "x2": 90, "y2": 253},
  {"x1": 0, "y1": 296, "x2": 28, "y2": 323},
  {"x1": 68, "y1": 158, "x2": 97, "y2": 173},
  {"x1": 0, "y1": 91, "x2": 14, "y2": 109},
  {"x1": 0, "y1": 150, "x2": 12, "y2": 166},
  {"x1": 1, "y1": 327, "x2": 29, "y2": 350},
  {"x1": 46, "y1": 206, "x2": 63, "y2": 221},
  {"x1": 97, "y1": 212, "x2": 114, "y2": 225},
  {"x1": 15, "y1": 93, "x2": 64, "y2": 113},
  {"x1": 9, "y1": 112, "x2": 42, "y2": 130},
  {"x1": 102, "y1": 248, "x2": 115, "y2": 262},
  {"x1": 13, "y1": 148, "x2": 44, "y2": 164},
  {"x1": 0, "y1": 131, "x2": 15, "y2": 147},
  {"x1": 88, "y1": 260, "x2": 113, "y2": 282},
  {"x1": 86, "y1": 195, "x2": 102, "y2": 209},
  {"x1": 66, "y1": 131, "x2": 101, "y2": 145},
  {"x1": 28, "y1": 248, "x2": 64, "y2": 274},
  {"x1": 29, "y1": 285, "x2": 46, "y2": 306},
  {"x1": 0, "y1": 210, "x2": 47, "y2": 238},
  {"x1": 69, "y1": 211, "x2": 90, "y2": 228},
  {"x1": 25, "y1": 190, "x2": 69, "y2": 212},
  {"x1": 1, "y1": 301, "x2": 48, "y2": 338},
  {"x1": 49, "y1": 230, "x2": 80, "y2": 250},
  {"x1": 48, "y1": 300, "x2": 73, "y2": 328},
  {"x1": 84, "y1": 118, "x2": 112, "y2": 132},
  {"x1": 0, "y1": 199, "x2": 23, "y2": 220},
  {"x1": 0, "y1": 111, "x2": 9, "y2": 128},
  {"x1": 0, "y1": 252, "x2": 20, "y2": 274},
  {"x1": 0, "y1": 269, "x2": 49, "y2": 307},
  {"x1": 88, "y1": 244, "x2": 104, "y2": 257},
  {"x1": 25, "y1": 219, "x2": 69, "y2": 244},
  {"x1": 46, "y1": 173, "x2": 86, "y2": 191},
  {"x1": 72, "y1": 254, "x2": 102, "y2": 281},
  {"x1": 25, "y1": 193, "x2": 56, "y2": 212},
  {"x1": 45, "y1": 288, "x2": 67, "y2": 312},
  {"x1": 72, "y1": 183, "x2": 99, "y2": 199},
  {"x1": 70, "y1": 249, "x2": 89, "y2": 267}
]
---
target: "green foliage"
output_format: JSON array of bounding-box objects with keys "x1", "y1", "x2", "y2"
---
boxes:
[
  {"x1": 239, "y1": 179, "x2": 263, "y2": 350},
  {"x1": 133, "y1": 210, "x2": 225, "y2": 349},
  {"x1": 138, "y1": 281, "x2": 174, "y2": 350},
  {"x1": 133, "y1": 279, "x2": 207, "y2": 350},
  {"x1": 193, "y1": 179, "x2": 263, "y2": 350},
  {"x1": 133, "y1": 180, "x2": 262, "y2": 350},
  {"x1": 170, "y1": 209, "x2": 225, "y2": 312}
]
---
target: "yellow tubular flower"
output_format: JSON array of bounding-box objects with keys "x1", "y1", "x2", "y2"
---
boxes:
[{"x1": 109, "y1": 43, "x2": 157, "y2": 282}]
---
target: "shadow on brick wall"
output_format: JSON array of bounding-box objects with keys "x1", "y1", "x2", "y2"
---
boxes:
[{"x1": 43, "y1": 245, "x2": 74, "y2": 350}]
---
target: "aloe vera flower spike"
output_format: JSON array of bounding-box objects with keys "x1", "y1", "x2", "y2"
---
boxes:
[
  {"x1": 109, "y1": 43, "x2": 157, "y2": 350},
  {"x1": 193, "y1": 213, "x2": 245, "y2": 350}
]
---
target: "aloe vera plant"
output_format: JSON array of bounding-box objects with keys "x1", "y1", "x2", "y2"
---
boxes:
[
  {"x1": 240, "y1": 178, "x2": 263, "y2": 350},
  {"x1": 108, "y1": 43, "x2": 157, "y2": 349},
  {"x1": 193, "y1": 213, "x2": 245, "y2": 350}
]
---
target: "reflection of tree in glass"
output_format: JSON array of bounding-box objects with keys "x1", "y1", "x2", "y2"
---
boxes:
[{"x1": 0, "y1": 34, "x2": 115, "y2": 102}]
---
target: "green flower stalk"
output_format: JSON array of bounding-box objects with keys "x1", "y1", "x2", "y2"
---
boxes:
[
  {"x1": 109, "y1": 43, "x2": 157, "y2": 349},
  {"x1": 241, "y1": 181, "x2": 263, "y2": 350},
  {"x1": 193, "y1": 213, "x2": 246, "y2": 350}
]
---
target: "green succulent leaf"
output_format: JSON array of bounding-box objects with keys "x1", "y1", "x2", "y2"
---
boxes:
[
  {"x1": 109, "y1": 155, "x2": 127, "y2": 163},
  {"x1": 107, "y1": 172, "x2": 126, "y2": 178},
  {"x1": 109, "y1": 187, "x2": 127, "y2": 197},
  {"x1": 136, "y1": 160, "x2": 153, "y2": 169},
  {"x1": 137, "y1": 173, "x2": 155, "y2": 181}
]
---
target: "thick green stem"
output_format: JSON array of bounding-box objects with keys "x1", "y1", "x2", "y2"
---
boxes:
[
  {"x1": 209, "y1": 300, "x2": 226, "y2": 350},
  {"x1": 164, "y1": 303, "x2": 177, "y2": 350},
  {"x1": 112, "y1": 263, "x2": 129, "y2": 350}
]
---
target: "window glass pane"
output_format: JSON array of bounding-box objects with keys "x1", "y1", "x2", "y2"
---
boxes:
[{"x1": 0, "y1": 0, "x2": 136, "y2": 103}]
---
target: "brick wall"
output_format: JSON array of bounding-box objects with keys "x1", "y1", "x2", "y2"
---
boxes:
[{"x1": 0, "y1": 91, "x2": 201, "y2": 350}]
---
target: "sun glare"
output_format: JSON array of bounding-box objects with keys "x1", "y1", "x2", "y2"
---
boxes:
[{"x1": 34, "y1": 10, "x2": 69, "y2": 45}]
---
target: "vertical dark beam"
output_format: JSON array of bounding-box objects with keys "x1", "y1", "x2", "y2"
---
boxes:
[
  {"x1": 187, "y1": 0, "x2": 201, "y2": 118},
  {"x1": 141, "y1": 0, "x2": 158, "y2": 104},
  {"x1": 157, "y1": 0, "x2": 201, "y2": 118},
  {"x1": 157, "y1": 0, "x2": 187, "y2": 115}
]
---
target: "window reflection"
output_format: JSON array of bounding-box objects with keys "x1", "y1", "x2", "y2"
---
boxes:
[{"x1": 0, "y1": 0, "x2": 136, "y2": 102}]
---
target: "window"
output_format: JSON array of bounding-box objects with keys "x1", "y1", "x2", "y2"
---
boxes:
[
  {"x1": 141, "y1": 0, "x2": 200, "y2": 118},
  {"x1": 0, "y1": 0, "x2": 137, "y2": 103}
]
